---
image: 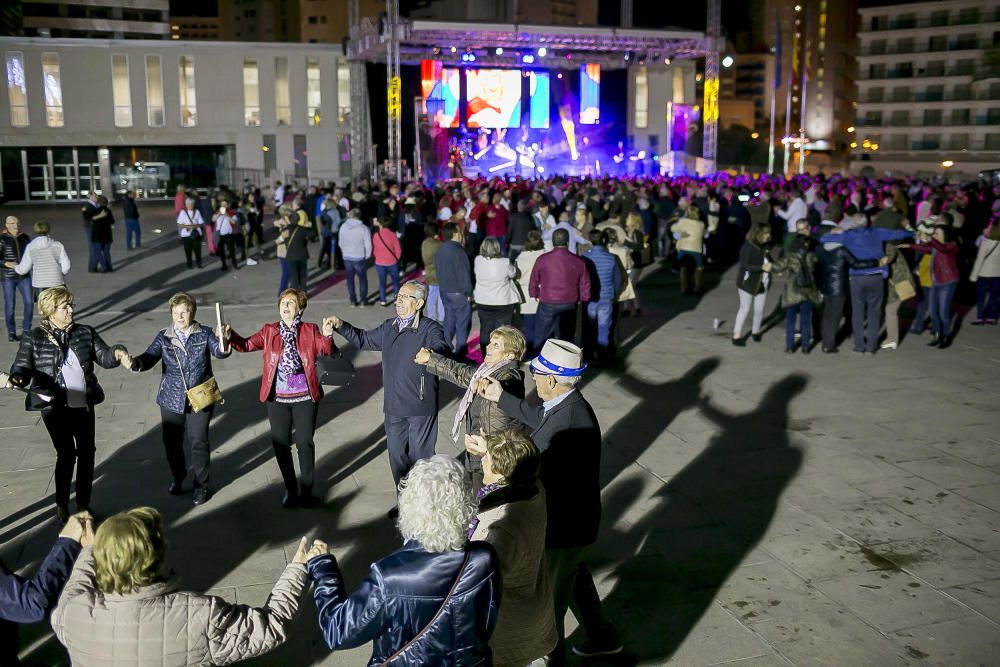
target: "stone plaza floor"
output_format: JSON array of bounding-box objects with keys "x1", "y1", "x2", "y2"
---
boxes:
[{"x1": 1, "y1": 202, "x2": 998, "y2": 666}]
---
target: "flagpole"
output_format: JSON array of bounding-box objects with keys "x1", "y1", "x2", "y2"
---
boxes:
[
  {"x1": 798, "y1": 6, "x2": 809, "y2": 175},
  {"x1": 782, "y1": 68, "x2": 791, "y2": 176},
  {"x1": 768, "y1": 80, "x2": 777, "y2": 174},
  {"x1": 767, "y1": 8, "x2": 779, "y2": 174}
]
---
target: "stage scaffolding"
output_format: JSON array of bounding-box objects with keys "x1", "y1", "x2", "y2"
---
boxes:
[{"x1": 345, "y1": 5, "x2": 713, "y2": 181}]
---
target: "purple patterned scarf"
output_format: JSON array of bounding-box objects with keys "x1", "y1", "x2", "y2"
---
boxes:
[{"x1": 278, "y1": 316, "x2": 304, "y2": 376}]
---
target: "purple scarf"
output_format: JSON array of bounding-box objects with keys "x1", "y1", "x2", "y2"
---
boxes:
[{"x1": 278, "y1": 316, "x2": 304, "y2": 376}]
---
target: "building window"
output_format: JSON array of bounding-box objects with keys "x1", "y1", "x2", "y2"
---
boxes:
[
  {"x1": 5, "y1": 51, "x2": 28, "y2": 127},
  {"x1": 145, "y1": 55, "x2": 165, "y2": 127},
  {"x1": 634, "y1": 66, "x2": 648, "y2": 129},
  {"x1": 337, "y1": 60, "x2": 350, "y2": 123},
  {"x1": 178, "y1": 56, "x2": 197, "y2": 127},
  {"x1": 306, "y1": 58, "x2": 321, "y2": 125},
  {"x1": 275, "y1": 57, "x2": 290, "y2": 125},
  {"x1": 111, "y1": 54, "x2": 132, "y2": 127},
  {"x1": 41, "y1": 53, "x2": 64, "y2": 127},
  {"x1": 243, "y1": 58, "x2": 260, "y2": 126}
]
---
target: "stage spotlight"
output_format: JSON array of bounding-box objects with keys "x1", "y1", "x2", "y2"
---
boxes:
[
  {"x1": 664, "y1": 58, "x2": 671, "y2": 65},
  {"x1": 495, "y1": 47, "x2": 503, "y2": 55},
  {"x1": 522, "y1": 54, "x2": 535, "y2": 64},
  {"x1": 450, "y1": 46, "x2": 457, "y2": 53},
  {"x1": 557, "y1": 72, "x2": 563, "y2": 79},
  {"x1": 538, "y1": 47, "x2": 547, "y2": 57},
  {"x1": 722, "y1": 55, "x2": 734, "y2": 68}
]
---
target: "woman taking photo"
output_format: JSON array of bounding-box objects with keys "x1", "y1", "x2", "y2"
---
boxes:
[
  {"x1": 732, "y1": 224, "x2": 772, "y2": 346},
  {"x1": 5, "y1": 287, "x2": 130, "y2": 523},
  {"x1": 473, "y1": 237, "x2": 521, "y2": 359},
  {"x1": 51, "y1": 507, "x2": 310, "y2": 666},
  {"x1": 306, "y1": 456, "x2": 500, "y2": 665},
  {"x1": 904, "y1": 224, "x2": 961, "y2": 349},
  {"x1": 223, "y1": 289, "x2": 335, "y2": 508},
  {"x1": 126, "y1": 293, "x2": 230, "y2": 505}
]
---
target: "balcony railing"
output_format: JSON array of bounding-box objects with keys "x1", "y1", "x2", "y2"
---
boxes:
[
  {"x1": 856, "y1": 115, "x2": 1000, "y2": 128},
  {"x1": 859, "y1": 38, "x2": 995, "y2": 56},
  {"x1": 865, "y1": 16, "x2": 999, "y2": 32},
  {"x1": 863, "y1": 91, "x2": 1000, "y2": 104}
]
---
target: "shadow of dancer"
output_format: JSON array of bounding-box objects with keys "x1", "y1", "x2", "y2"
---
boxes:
[{"x1": 592, "y1": 374, "x2": 807, "y2": 665}]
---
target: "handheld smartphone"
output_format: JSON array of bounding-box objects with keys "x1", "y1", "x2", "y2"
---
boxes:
[{"x1": 738, "y1": 194, "x2": 750, "y2": 203}]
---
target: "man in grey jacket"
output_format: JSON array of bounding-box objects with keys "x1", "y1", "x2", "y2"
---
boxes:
[{"x1": 338, "y1": 210, "x2": 372, "y2": 306}]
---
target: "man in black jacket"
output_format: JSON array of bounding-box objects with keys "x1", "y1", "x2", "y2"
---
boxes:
[
  {"x1": 330, "y1": 281, "x2": 449, "y2": 492},
  {"x1": 1, "y1": 216, "x2": 32, "y2": 341},
  {"x1": 122, "y1": 190, "x2": 141, "y2": 250},
  {"x1": 478, "y1": 339, "x2": 621, "y2": 663},
  {"x1": 506, "y1": 199, "x2": 535, "y2": 262},
  {"x1": 435, "y1": 223, "x2": 473, "y2": 359}
]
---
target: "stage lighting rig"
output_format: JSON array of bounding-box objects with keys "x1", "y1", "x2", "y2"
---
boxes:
[
  {"x1": 537, "y1": 47, "x2": 547, "y2": 57},
  {"x1": 495, "y1": 47, "x2": 503, "y2": 55}
]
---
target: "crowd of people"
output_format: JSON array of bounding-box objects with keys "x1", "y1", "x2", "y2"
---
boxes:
[{"x1": 1, "y1": 167, "x2": 998, "y2": 665}]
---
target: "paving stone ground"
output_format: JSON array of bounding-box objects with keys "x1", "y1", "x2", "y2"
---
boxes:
[{"x1": 1, "y1": 202, "x2": 998, "y2": 666}]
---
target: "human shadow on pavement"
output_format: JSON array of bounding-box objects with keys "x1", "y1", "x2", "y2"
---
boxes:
[{"x1": 590, "y1": 374, "x2": 807, "y2": 665}]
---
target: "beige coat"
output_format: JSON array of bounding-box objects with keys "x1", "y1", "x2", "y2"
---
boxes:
[
  {"x1": 671, "y1": 216, "x2": 706, "y2": 254},
  {"x1": 51, "y1": 548, "x2": 307, "y2": 666},
  {"x1": 471, "y1": 485, "x2": 556, "y2": 667},
  {"x1": 609, "y1": 244, "x2": 637, "y2": 301}
]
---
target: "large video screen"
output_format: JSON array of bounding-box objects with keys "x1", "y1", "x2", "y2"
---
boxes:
[
  {"x1": 529, "y1": 71, "x2": 550, "y2": 129},
  {"x1": 440, "y1": 68, "x2": 460, "y2": 128},
  {"x1": 465, "y1": 69, "x2": 522, "y2": 129},
  {"x1": 420, "y1": 60, "x2": 460, "y2": 129},
  {"x1": 580, "y1": 63, "x2": 600, "y2": 125}
]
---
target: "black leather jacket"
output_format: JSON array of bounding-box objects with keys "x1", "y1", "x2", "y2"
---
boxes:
[
  {"x1": 132, "y1": 322, "x2": 230, "y2": 414},
  {"x1": 0, "y1": 231, "x2": 30, "y2": 281},
  {"x1": 9, "y1": 323, "x2": 125, "y2": 410},
  {"x1": 308, "y1": 541, "x2": 500, "y2": 666}
]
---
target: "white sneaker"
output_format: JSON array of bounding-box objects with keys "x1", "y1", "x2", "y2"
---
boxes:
[
  {"x1": 246, "y1": 258, "x2": 258, "y2": 266},
  {"x1": 880, "y1": 341, "x2": 897, "y2": 350}
]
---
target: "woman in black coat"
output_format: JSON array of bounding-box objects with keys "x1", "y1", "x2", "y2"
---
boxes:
[
  {"x1": 5, "y1": 287, "x2": 129, "y2": 523},
  {"x1": 278, "y1": 214, "x2": 311, "y2": 291},
  {"x1": 732, "y1": 224, "x2": 773, "y2": 345},
  {"x1": 90, "y1": 195, "x2": 115, "y2": 272},
  {"x1": 127, "y1": 292, "x2": 230, "y2": 505}
]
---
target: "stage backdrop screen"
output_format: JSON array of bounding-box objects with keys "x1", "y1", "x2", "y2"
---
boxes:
[
  {"x1": 580, "y1": 63, "x2": 600, "y2": 125},
  {"x1": 465, "y1": 69, "x2": 522, "y2": 129},
  {"x1": 529, "y1": 71, "x2": 550, "y2": 129},
  {"x1": 440, "y1": 68, "x2": 460, "y2": 128}
]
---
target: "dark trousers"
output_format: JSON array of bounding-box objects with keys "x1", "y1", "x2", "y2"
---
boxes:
[
  {"x1": 124, "y1": 218, "x2": 141, "y2": 249},
  {"x1": 821, "y1": 294, "x2": 846, "y2": 350},
  {"x1": 288, "y1": 259, "x2": 308, "y2": 290},
  {"x1": 547, "y1": 547, "x2": 619, "y2": 662},
  {"x1": 278, "y1": 258, "x2": 290, "y2": 295},
  {"x1": 535, "y1": 301, "x2": 578, "y2": 350},
  {"x1": 217, "y1": 234, "x2": 237, "y2": 268},
  {"x1": 85, "y1": 227, "x2": 99, "y2": 270},
  {"x1": 90, "y1": 242, "x2": 111, "y2": 272},
  {"x1": 442, "y1": 292, "x2": 472, "y2": 358},
  {"x1": 384, "y1": 413, "x2": 438, "y2": 487},
  {"x1": 849, "y1": 274, "x2": 885, "y2": 353},
  {"x1": 245, "y1": 224, "x2": 266, "y2": 259},
  {"x1": 318, "y1": 235, "x2": 335, "y2": 267},
  {"x1": 267, "y1": 400, "x2": 318, "y2": 493},
  {"x1": 521, "y1": 313, "x2": 537, "y2": 356},
  {"x1": 785, "y1": 300, "x2": 814, "y2": 350},
  {"x1": 344, "y1": 259, "x2": 369, "y2": 305},
  {"x1": 2, "y1": 278, "x2": 32, "y2": 335},
  {"x1": 41, "y1": 406, "x2": 96, "y2": 510},
  {"x1": 976, "y1": 276, "x2": 1000, "y2": 321},
  {"x1": 183, "y1": 235, "x2": 202, "y2": 268},
  {"x1": 476, "y1": 303, "x2": 516, "y2": 355},
  {"x1": 160, "y1": 405, "x2": 213, "y2": 487}
]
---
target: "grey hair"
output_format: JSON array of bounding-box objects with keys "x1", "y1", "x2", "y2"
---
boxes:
[
  {"x1": 397, "y1": 456, "x2": 474, "y2": 553},
  {"x1": 554, "y1": 374, "x2": 582, "y2": 387},
  {"x1": 185, "y1": 197, "x2": 196, "y2": 206},
  {"x1": 402, "y1": 280, "x2": 427, "y2": 303},
  {"x1": 479, "y1": 237, "x2": 502, "y2": 259}
]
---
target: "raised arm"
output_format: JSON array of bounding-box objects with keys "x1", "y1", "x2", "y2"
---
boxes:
[
  {"x1": 497, "y1": 390, "x2": 544, "y2": 431},
  {"x1": 334, "y1": 319, "x2": 386, "y2": 352},
  {"x1": 308, "y1": 555, "x2": 387, "y2": 651},
  {"x1": 131, "y1": 333, "x2": 165, "y2": 373},
  {"x1": 228, "y1": 326, "x2": 267, "y2": 353},
  {"x1": 424, "y1": 351, "x2": 476, "y2": 387},
  {"x1": 91, "y1": 328, "x2": 127, "y2": 369},
  {"x1": 0, "y1": 537, "x2": 81, "y2": 624}
]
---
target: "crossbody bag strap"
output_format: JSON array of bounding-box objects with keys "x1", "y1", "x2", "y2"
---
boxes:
[
  {"x1": 376, "y1": 229, "x2": 400, "y2": 263},
  {"x1": 170, "y1": 346, "x2": 189, "y2": 393},
  {"x1": 380, "y1": 549, "x2": 471, "y2": 666}
]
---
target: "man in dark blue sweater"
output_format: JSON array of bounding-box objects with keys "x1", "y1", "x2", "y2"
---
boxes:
[
  {"x1": 582, "y1": 230, "x2": 624, "y2": 365},
  {"x1": 434, "y1": 223, "x2": 474, "y2": 359},
  {"x1": 820, "y1": 221, "x2": 912, "y2": 354}
]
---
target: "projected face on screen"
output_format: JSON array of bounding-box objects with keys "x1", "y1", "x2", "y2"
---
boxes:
[
  {"x1": 466, "y1": 69, "x2": 522, "y2": 129},
  {"x1": 420, "y1": 60, "x2": 459, "y2": 128},
  {"x1": 580, "y1": 63, "x2": 600, "y2": 125}
]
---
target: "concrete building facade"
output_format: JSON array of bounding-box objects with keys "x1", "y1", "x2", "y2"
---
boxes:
[{"x1": 19, "y1": 0, "x2": 170, "y2": 40}]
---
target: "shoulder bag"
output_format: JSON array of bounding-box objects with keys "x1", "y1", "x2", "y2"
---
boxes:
[
  {"x1": 315, "y1": 350, "x2": 356, "y2": 387},
  {"x1": 379, "y1": 549, "x2": 471, "y2": 666},
  {"x1": 171, "y1": 347, "x2": 223, "y2": 412}
]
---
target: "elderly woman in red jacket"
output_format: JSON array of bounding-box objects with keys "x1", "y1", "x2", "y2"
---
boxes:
[
  {"x1": 902, "y1": 224, "x2": 960, "y2": 349},
  {"x1": 223, "y1": 288, "x2": 335, "y2": 507}
]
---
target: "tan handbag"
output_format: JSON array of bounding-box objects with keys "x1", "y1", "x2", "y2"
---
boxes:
[
  {"x1": 894, "y1": 279, "x2": 916, "y2": 302},
  {"x1": 172, "y1": 348, "x2": 223, "y2": 412}
]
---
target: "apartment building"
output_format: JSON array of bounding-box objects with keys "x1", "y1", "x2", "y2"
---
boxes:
[
  {"x1": 19, "y1": 0, "x2": 170, "y2": 40},
  {"x1": 852, "y1": 0, "x2": 1000, "y2": 176}
]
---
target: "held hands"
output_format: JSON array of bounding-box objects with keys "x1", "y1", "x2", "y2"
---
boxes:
[
  {"x1": 292, "y1": 536, "x2": 332, "y2": 564},
  {"x1": 220, "y1": 325, "x2": 232, "y2": 342},
  {"x1": 0, "y1": 372, "x2": 11, "y2": 390},
  {"x1": 879, "y1": 256, "x2": 890, "y2": 267},
  {"x1": 476, "y1": 376, "x2": 503, "y2": 402},
  {"x1": 59, "y1": 511, "x2": 95, "y2": 546},
  {"x1": 3, "y1": 261, "x2": 15, "y2": 269},
  {"x1": 413, "y1": 347, "x2": 432, "y2": 365},
  {"x1": 321, "y1": 317, "x2": 337, "y2": 337},
  {"x1": 114, "y1": 349, "x2": 133, "y2": 368}
]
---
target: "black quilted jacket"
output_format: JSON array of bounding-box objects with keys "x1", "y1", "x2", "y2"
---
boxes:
[{"x1": 9, "y1": 323, "x2": 125, "y2": 410}]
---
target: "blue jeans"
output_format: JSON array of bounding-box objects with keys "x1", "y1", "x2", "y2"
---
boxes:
[
  {"x1": 929, "y1": 281, "x2": 957, "y2": 338},
  {"x1": 586, "y1": 300, "x2": 614, "y2": 349},
  {"x1": 785, "y1": 300, "x2": 814, "y2": 350},
  {"x1": 976, "y1": 276, "x2": 1000, "y2": 321},
  {"x1": 849, "y1": 274, "x2": 884, "y2": 353},
  {"x1": 2, "y1": 278, "x2": 32, "y2": 335},
  {"x1": 278, "y1": 258, "x2": 290, "y2": 295},
  {"x1": 425, "y1": 284, "x2": 444, "y2": 322},
  {"x1": 90, "y1": 242, "x2": 112, "y2": 271},
  {"x1": 442, "y1": 292, "x2": 472, "y2": 358},
  {"x1": 344, "y1": 259, "x2": 369, "y2": 305},
  {"x1": 535, "y1": 302, "x2": 577, "y2": 350},
  {"x1": 319, "y1": 235, "x2": 335, "y2": 266},
  {"x1": 124, "y1": 218, "x2": 141, "y2": 249},
  {"x1": 376, "y1": 264, "x2": 401, "y2": 303},
  {"x1": 521, "y1": 313, "x2": 537, "y2": 354}
]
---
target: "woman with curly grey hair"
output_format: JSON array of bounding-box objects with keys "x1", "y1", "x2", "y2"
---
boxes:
[{"x1": 306, "y1": 455, "x2": 501, "y2": 665}]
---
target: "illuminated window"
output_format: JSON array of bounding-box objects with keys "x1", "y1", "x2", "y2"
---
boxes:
[
  {"x1": 337, "y1": 60, "x2": 351, "y2": 123},
  {"x1": 634, "y1": 66, "x2": 648, "y2": 128},
  {"x1": 41, "y1": 53, "x2": 63, "y2": 127},
  {"x1": 145, "y1": 55, "x2": 164, "y2": 127},
  {"x1": 243, "y1": 58, "x2": 260, "y2": 126},
  {"x1": 306, "y1": 58, "x2": 321, "y2": 126},
  {"x1": 5, "y1": 51, "x2": 28, "y2": 127},
  {"x1": 275, "y1": 57, "x2": 290, "y2": 125},
  {"x1": 179, "y1": 55, "x2": 197, "y2": 127},
  {"x1": 111, "y1": 54, "x2": 132, "y2": 127}
]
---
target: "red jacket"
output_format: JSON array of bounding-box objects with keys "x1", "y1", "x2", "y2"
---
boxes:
[
  {"x1": 229, "y1": 321, "x2": 333, "y2": 403},
  {"x1": 910, "y1": 239, "x2": 960, "y2": 284},
  {"x1": 373, "y1": 228, "x2": 401, "y2": 267},
  {"x1": 529, "y1": 247, "x2": 591, "y2": 304}
]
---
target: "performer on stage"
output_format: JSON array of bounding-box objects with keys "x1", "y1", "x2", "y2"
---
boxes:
[
  {"x1": 125, "y1": 293, "x2": 230, "y2": 506},
  {"x1": 223, "y1": 289, "x2": 336, "y2": 508}
]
